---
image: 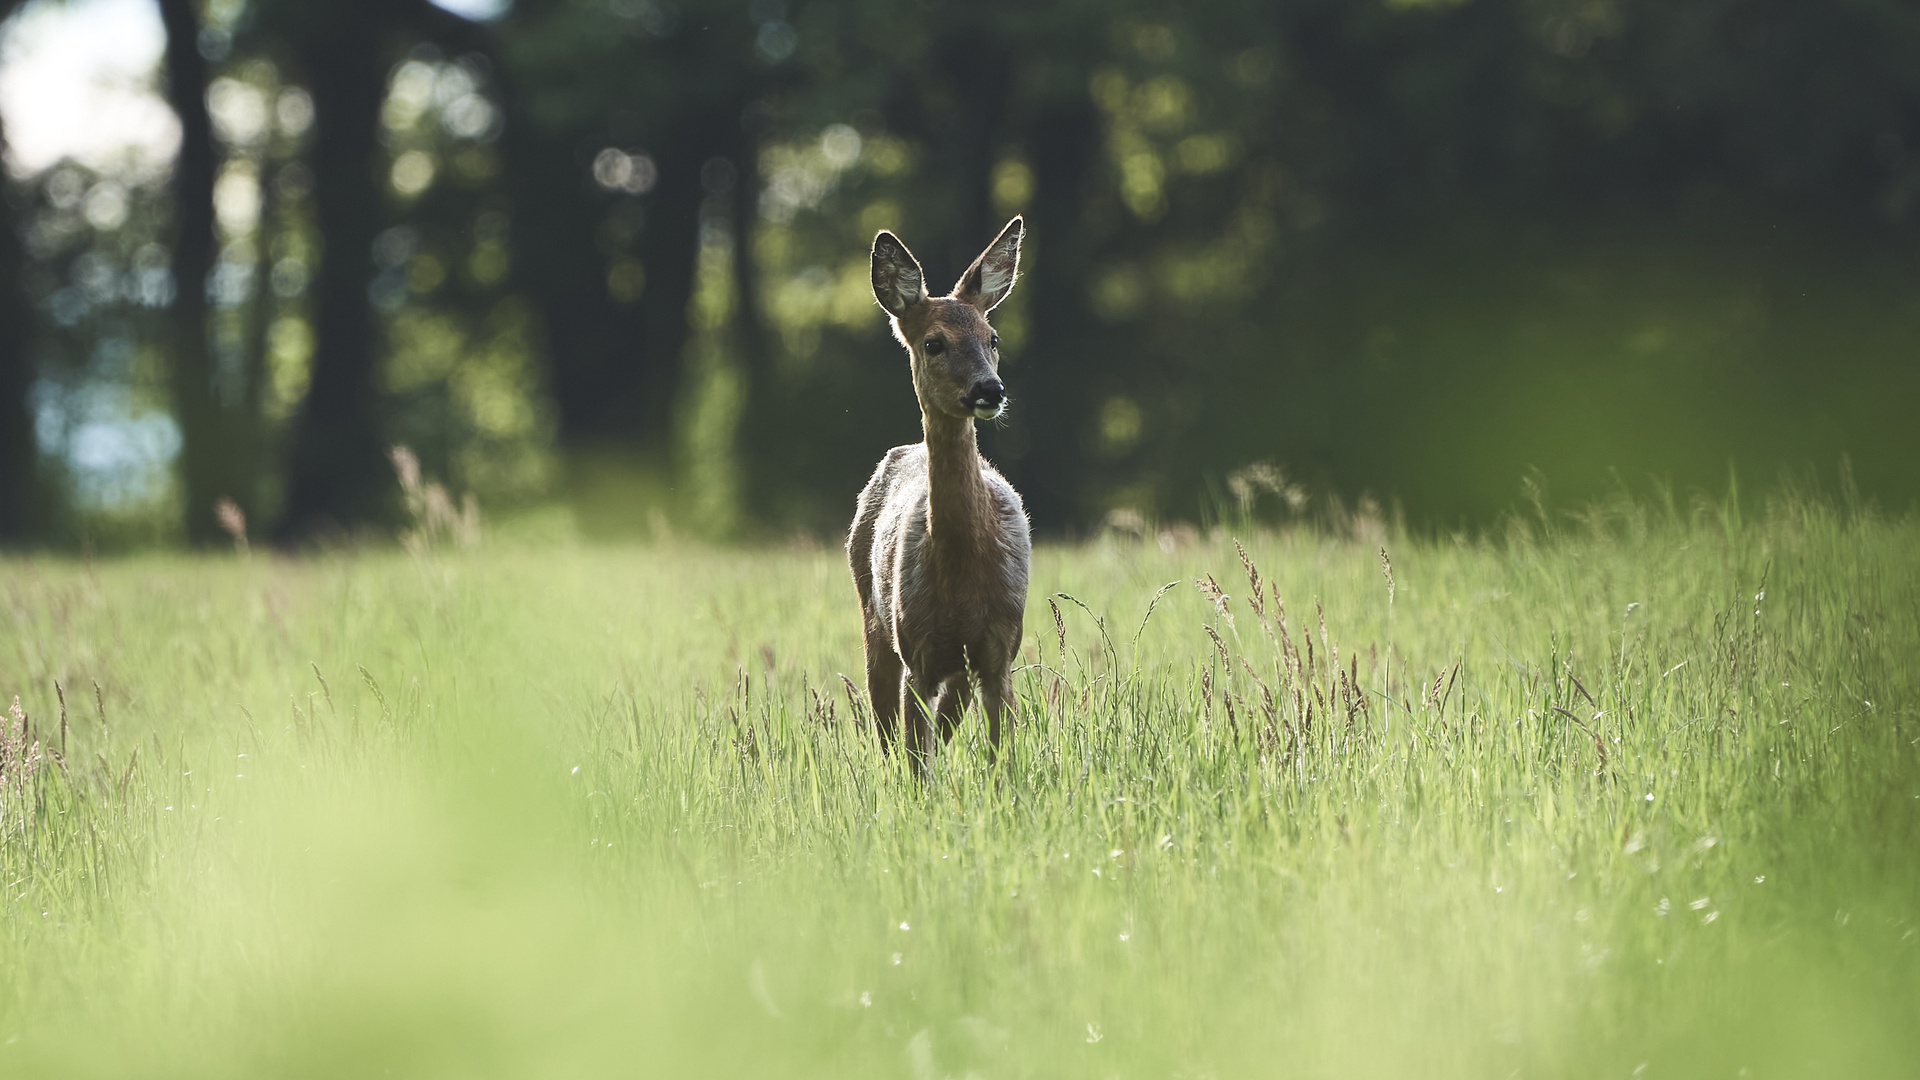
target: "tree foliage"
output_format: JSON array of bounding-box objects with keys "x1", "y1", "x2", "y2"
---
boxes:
[{"x1": 1, "y1": 0, "x2": 1916, "y2": 544}]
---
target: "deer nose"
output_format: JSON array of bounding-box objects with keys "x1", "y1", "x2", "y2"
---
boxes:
[{"x1": 967, "y1": 379, "x2": 1005, "y2": 412}]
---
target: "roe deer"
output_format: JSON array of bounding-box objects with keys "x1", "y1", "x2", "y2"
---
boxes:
[{"x1": 847, "y1": 217, "x2": 1031, "y2": 771}]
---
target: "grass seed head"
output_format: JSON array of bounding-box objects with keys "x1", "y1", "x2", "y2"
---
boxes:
[
  {"x1": 1205, "y1": 624, "x2": 1230, "y2": 666},
  {"x1": 214, "y1": 498, "x2": 249, "y2": 554},
  {"x1": 1236, "y1": 541, "x2": 1264, "y2": 618},
  {"x1": 1195, "y1": 575, "x2": 1231, "y2": 620}
]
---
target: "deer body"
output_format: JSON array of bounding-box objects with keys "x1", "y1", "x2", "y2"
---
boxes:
[{"x1": 848, "y1": 218, "x2": 1031, "y2": 767}]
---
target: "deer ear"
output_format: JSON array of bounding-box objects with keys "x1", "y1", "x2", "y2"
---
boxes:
[
  {"x1": 952, "y1": 216, "x2": 1023, "y2": 312},
  {"x1": 871, "y1": 231, "x2": 927, "y2": 317}
]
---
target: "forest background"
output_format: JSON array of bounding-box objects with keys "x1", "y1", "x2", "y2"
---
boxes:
[{"x1": 0, "y1": 0, "x2": 1916, "y2": 549}]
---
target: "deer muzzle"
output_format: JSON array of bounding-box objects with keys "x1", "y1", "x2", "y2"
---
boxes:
[{"x1": 967, "y1": 379, "x2": 1006, "y2": 419}]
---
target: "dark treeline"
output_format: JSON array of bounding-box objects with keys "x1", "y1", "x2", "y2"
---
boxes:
[{"x1": 2, "y1": 0, "x2": 1918, "y2": 547}]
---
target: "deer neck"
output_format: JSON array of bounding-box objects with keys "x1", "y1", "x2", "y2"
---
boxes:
[{"x1": 919, "y1": 406, "x2": 993, "y2": 559}]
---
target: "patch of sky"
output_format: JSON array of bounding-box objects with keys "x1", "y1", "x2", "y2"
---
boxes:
[
  {"x1": 429, "y1": 0, "x2": 513, "y2": 22},
  {"x1": 0, "y1": 0, "x2": 177, "y2": 180},
  {"x1": 32, "y1": 378, "x2": 181, "y2": 509}
]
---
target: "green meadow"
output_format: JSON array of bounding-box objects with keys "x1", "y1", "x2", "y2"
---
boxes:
[{"x1": 2, "y1": 489, "x2": 1916, "y2": 1078}]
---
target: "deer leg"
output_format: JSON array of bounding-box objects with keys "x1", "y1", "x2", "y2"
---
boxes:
[
  {"x1": 901, "y1": 668, "x2": 942, "y2": 775},
  {"x1": 980, "y1": 666, "x2": 1017, "y2": 765},
  {"x1": 864, "y1": 632, "x2": 903, "y2": 753},
  {"x1": 935, "y1": 677, "x2": 973, "y2": 746},
  {"x1": 969, "y1": 631, "x2": 1020, "y2": 766}
]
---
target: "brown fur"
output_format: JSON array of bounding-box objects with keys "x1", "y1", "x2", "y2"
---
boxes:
[{"x1": 848, "y1": 218, "x2": 1031, "y2": 770}]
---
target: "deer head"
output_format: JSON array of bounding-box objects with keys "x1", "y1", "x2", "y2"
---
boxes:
[{"x1": 871, "y1": 217, "x2": 1023, "y2": 421}]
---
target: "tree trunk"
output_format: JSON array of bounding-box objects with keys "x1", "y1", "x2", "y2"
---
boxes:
[
  {"x1": 631, "y1": 106, "x2": 731, "y2": 448},
  {"x1": 1000, "y1": 96, "x2": 1101, "y2": 533},
  {"x1": 931, "y1": 29, "x2": 1012, "y2": 286},
  {"x1": 0, "y1": 72, "x2": 38, "y2": 544},
  {"x1": 725, "y1": 107, "x2": 806, "y2": 527},
  {"x1": 876, "y1": 26, "x2": 1011, "y2": 289},
  {"x1": 276, "y1": 7, "x2": 394, "y2": 539},
  {"x1": 157, "y1": 0, "x2": 244, "y2": 545},
  {"x1": 500, "y1": 120, "x2": 632, "y2": 445},
  {"x1": 496, "y1": 59, "x2": 717, "y2": 471}
]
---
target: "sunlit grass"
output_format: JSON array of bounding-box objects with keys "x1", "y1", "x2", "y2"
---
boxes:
[{"x1": 2, "y1": 491, "x2": 1916, "y2": 1077}]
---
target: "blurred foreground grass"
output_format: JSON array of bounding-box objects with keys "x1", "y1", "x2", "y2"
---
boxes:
[{"x1": 2, "y1": 491, "x2": 1917, "y2": 1078}]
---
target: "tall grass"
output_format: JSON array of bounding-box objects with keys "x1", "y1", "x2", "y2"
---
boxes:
[{"x1": 1, "y1": 490, "x2": 1915, "y2": 1078}]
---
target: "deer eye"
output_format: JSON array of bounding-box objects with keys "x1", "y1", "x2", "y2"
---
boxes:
[
  {"x1": 990, "y1": 334, "x2": 1000, "y2": 349},
  {"x1": 923, "y1": 336, "x2": 944, "y2": 354}
]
